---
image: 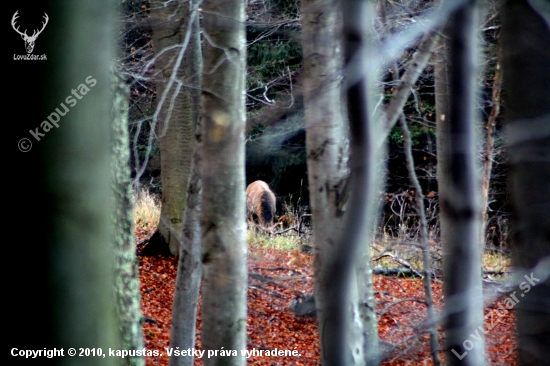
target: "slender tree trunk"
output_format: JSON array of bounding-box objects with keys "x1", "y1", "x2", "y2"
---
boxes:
[
  {"x1": 436, "y1": 2, "x2": 486, "y2": 365},
  {"x1": 200, "y1": 0, "x2": 247, "y2": 365},
  {"x1": 112, "y1": 70, "x2": 145, "y2": 366},
  {"x1": 41, "y1": 1, "x2": 119, "y2": 365},
  {"x1": 501, "y1": 1, "x2": 550, "y2": 364},
  {"x1": 342, "y1": 2, "x2": 381, "y2": 364},
  {"x1": 150, "y1": 0, "x2": 197, "y2": 255},
  {"x1": 170, "y1": 128, "x2": 203, "y2": 366},
  {"x1": 480, "y1": 53, "x2": 503, "y2": 249},
  {"x1": 385, "y1": 11, "x2": 440, "y2": 361},
  {"x1": 169, "y1": 2, "x2": 203, "y2": 364},
  {"x1": 399, "y1": 114, "x2": 442, "y2": 366}
]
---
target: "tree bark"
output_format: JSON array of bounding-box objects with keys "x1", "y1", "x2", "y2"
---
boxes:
[
  {"x1": 112, "y1": 70, "x2": 145, "y2": 366},
  {"x1": 399, "y1": 114, "x2": 442, "y2": 366},
  {"x1": 436, "y1": 2, "x2": 486, "y2": 365},
  {"x1": 169, "y1": 1, "x2": 203, "y2": 364},
  {"x1": 501, "y1": 1, "x2": 550, "y2": 364},
  {"x1": 40, "y1": 1, "x2": 119, "y2": 365},
  {"x1": 302, "y1": 0, "x2": 383, "y2": 364},
  {"x1": 302, "y1": 0, "x2": 374, "y2": 364},
  {"x1": 150, "y1": 0, "x2": 198, "y2": 255},
  {"x1": 200, "y1": 0, "x2": 248, "y2": 364}
]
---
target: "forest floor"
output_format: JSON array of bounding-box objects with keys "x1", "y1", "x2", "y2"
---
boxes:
[{"x1": 136, "y1": 227, "x2": 518, "y2": 366}]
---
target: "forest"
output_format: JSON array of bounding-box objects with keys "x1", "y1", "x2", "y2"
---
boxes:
[{"x1": 8, "y1": 0, "x2": 549, "y2": 366}]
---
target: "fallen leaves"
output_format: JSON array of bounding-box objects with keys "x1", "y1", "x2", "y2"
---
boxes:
[{"x1": 137, "y1": 239, "x2": 518, "y2": 365}]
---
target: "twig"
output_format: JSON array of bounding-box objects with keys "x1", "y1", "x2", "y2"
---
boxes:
[
  {"x1": 379, "y1": 31, "x2": 440, "y2": 146},
  {"x1": 273, "y1": 226, "x2": 300, "y2": 235},
  {"x1": 399, "y1": 112, "x2": 441, "y2": 365},
  {"x1": 373, "y1": 253, "x2": 424, "y2": 278},
  {"x1": 480, "y1": 51, "x2": 503, "y2": 248}
]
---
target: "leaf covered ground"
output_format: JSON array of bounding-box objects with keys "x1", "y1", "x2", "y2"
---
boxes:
[{"x1": 136, "y1": 230, "x2": 517, "y2": 365}]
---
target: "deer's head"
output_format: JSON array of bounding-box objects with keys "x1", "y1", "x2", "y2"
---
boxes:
[{"x1": 12, "y1": 11, "x2": 49, "y2": 54}]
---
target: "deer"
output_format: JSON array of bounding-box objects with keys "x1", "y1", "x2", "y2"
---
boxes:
[
  {"x1": 12, "y1": 11, "x2": 49, "y2": 54},
  {"x1": 246, "y1": 180, "x2": 276, "y2": 234}
]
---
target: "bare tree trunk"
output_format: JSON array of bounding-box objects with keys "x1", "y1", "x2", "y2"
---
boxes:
[
  {"x1": 303, "y1": 0, "x2": 381, "y2": 364},
  {"x1": 41, "y1": 1, "x2": 119, "y2": 365},
  {"x1": 112, "y1": 70, "x2": 145, "y2": 366},
  {"x1": 436, "y1": 2, "x2": 486, "y2": 365},
  {"x1": 169, "y1": 2, "x2": 203, "y2": 364},
  {"x1": 200, "y1": 0, "x2": 247, "y2": 365},
  {"x1": 343, "y1": 2, "x2": 382, "y2": 363},
  {"x1": 399, "y1": 114, "x2": 442, "y2": 366},
  {"x1": 383, "y1": 9, "x2": 441, "y2": 362},
  {"x1": 150, "y1": 0, "x2": 197, "y2": 255},
  {"x1": 501, "y1": 1, "x2": 550, "y2": 364},
  {"x1": 169, "y1": 129, "x2": 203, "y2": 366},
  {"x1": 301, "y1": 0, "x2": 375, "y2": 364}
]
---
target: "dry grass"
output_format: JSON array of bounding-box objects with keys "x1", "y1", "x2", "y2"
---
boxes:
[
  {"x1": 132, "y1": 186, "x2": 303, "y2": 251},
  {"x1": 247, "y1": 202, "x2": 306, "y2": 251},
  {"x1": 133, "y1": 188, "x2": 160, "y2": 231},
  {"x1": 482, "y1": 248, "x2": 512, "y2": 273},
  {"x1": 246, "y1": 229, "x2": 302, "y2": 250},
  {"x1": 131, "y1": 188, "x2": 512, "y2": 276},
  {"x1": 371, "y1": 228, "x2": 512, "y2": 279}
]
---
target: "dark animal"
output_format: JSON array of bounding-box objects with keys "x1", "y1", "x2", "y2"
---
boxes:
[
  {"x1": 246, "y1": 180, "x2": 276, "y2": 232},
  {"x1": 290, "y1": 293, "x2": 316, "y2": 317}
]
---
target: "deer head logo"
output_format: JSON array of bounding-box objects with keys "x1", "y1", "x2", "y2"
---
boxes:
[{"x1": 12, "y1": 11, "x2": 49, "y2": 54}]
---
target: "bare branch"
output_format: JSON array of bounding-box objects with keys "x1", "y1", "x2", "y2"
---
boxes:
[{"x1": 378, "y1": 30, "x2": 439, "y2": 145}]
